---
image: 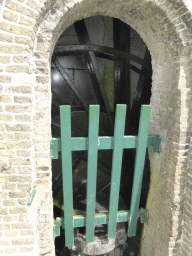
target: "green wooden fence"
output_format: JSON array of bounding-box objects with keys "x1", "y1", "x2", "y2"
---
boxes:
[{"x1": 51, "y1": 104, "x2": 162, "y2": 247}]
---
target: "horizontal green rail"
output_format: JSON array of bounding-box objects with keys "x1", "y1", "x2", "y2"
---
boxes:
[
  {"x1": 54, "y1": 208, "x2": 148, "y2": 237},
  {"x1": 51, "y1": 135, "x2": 162, "y2": 159}
]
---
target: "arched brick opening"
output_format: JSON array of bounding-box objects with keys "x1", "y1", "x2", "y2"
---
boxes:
[{"x1": 0, "y1": 0, "x2": 192, "y2": 255}]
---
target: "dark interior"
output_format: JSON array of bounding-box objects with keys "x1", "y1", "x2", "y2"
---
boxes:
[{"x1": 51, "y1": 15, "x2": 152, "y2": 256}]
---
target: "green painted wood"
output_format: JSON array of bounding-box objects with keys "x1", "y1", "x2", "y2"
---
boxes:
[
  {"x1": 54, "y1": 217, "x2": 62, "y2": 236},
  {"x1": 108, "y1": 104, "x2": 127, "y2": 240},
  {"x1": 60, "y1": 105, "x2": 74, "y2": 246},
  {"x1": 27, "y1": 189, "x2": 36, "y2": 205},
  {"x1": 50, "y1": 135, "x2": 161, "y2": 157},
  {"x1": 152, "y1": 134, "x2": 162, "y2": 152},
  {"x1": 50, "y1": 138, "x2": 59, "y2": 159},
  {"x1": 128, "y1": 105, "x2": 151, "y2": 236},
  {"x1": 86, "y1": 105, "x2": 100, "y2": 243},
  {"x1": 51, "y1": 104, "x2": 160, "y2": 245},
  {"x1": 54, "y1": 208, "x2": 148, "y2": 236}
]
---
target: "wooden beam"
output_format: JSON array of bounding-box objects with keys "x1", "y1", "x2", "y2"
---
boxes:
[
  {"x1": 74, "y1": 19, "x2": 114, "y2": 129},
  {"x1": 113, "y1": 18, "x2": 131, "y2": 133}
]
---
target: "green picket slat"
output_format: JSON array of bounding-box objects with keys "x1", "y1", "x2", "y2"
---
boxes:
[
  {"x1": 108, "y1": 104, "x2": 127, "y2": 240},
  {"x1": 86, "y1": 105, "x2": 100, "y2": 243},
  {"x1": 128, "y1": 105, "x2": 151, "y2": 236},
  {"x1": 60, "y1": 105, "x2": 74, "y2": 246}
]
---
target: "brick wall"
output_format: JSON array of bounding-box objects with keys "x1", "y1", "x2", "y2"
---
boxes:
[{"x1": 0, "y1": 0, "x2": 192, "y2": 255}]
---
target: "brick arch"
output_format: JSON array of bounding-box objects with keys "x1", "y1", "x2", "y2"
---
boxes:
[
  {"x1": 35, "y1": 0, "x2": 192, "y2": 50},
  {"x1": 0, "y1": 0, "x2": 191, "y2": 255}
]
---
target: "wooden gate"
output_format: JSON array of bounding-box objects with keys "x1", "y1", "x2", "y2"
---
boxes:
[{"x1": 51, "y1": 104, "x2": 162, "y2": 247}]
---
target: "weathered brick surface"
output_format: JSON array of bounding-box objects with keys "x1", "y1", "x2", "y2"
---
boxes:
[
  {"x1": 3, "y1": 216, "x2": 18, "y2": 223},
  {"x1": 0, "y1": 32, "x2": 13, "y2": 43},
  {"x1": 0, "y1": 178, "x2": 8, "y2": 187},
  {"x1": 2, "y1": 183, "x2": 16, "y2": 190},
  {"x1": 13, "y1": 56, "x2": 29, "y2": 64},
  {"x1": 0, "y1": 114, "x2": 13, "y2": 121},
  {"x1": 6, "y1": 124, "x2": 31, "y2": 132},
  {"x1": 0, "y1": 208, "x2": 8, "y2": 215},
  {"x1": 0, "y1": 22, "x2": 33, "y2": 37},
  {"x1": 6, "y1": 65, "x2": 31, "y2": 74},
  {"x1": 16, "y1": 115, "x2": 31, "y2": 122},
  {"x1": 1, "y1": 151, "x2": 15, "y2": 158},
  {"x1": 20, "y1": 167, "x2": 32, "y2": 174},
  {"x1": 14, "y1": 96, "x2": 32, "y2": 103},
  {"x1": 0, "y1": 56, "x2": 10, "y2": 64},
  {"x1": 0, "y1": 224, "x2": 10, "y2": 230},
  {"x1": 5, "y1": 231, "x2": 18, "y2": 237},
  {"x1": 0, "y1": 240, "x2": 10, "y2": 246},
  {"x1": 15, "y1": 132, "x2": 31, "y2": 140},
  {"x1": 5, "y1": 1, "x2": 38, "y2": 19},
  {"x1": 0, "y1": 96, "x2": 11, "y2": 103},
  {"x1": 20, "y1": 247, "x2": 33, "y2": 252},
  {"x1": 5, "y1": 86, "x2": 32, "y2": 94},
  {"x1": 9, "y1": 192, "x2": 27, "y2": 199},
  {"x1": 5, "y1": 248, "x2": 17, "y2": 254},
  {"x1": 9, "y1": 207, "x2": 27, "y2": 214},
  {"x1": 17, "y1": 183, "x2": 31, "y2": 190},
  {"x1": 12, "y1": 238, "x2": 34, "y2": 245},
  {"x1": 20, "y1": 230, "x2": 34, "y2": 236},
  {"x1": 0, "y1": 45, "x2": 29, "y2": 54},
  {"x1": 36, "y1": 76, "x2": 49, "y2": 84},
  {"x1": 16, "y1": 150, "x2": 31, "y2": 157},
  {"x1": 19, "y1": 16, "x2": 36, "y2": 28},
  {"x1": 0, "y1": 192, "x2": 8, "y2": 199},
  {"x1": 5, "y1": 105, "x2": 31, "y2": 113},
  {"x1": 3, "y1": 10, "x2": 18, "y2": 23},
  {"x1": 11, "y1": 223, "x2": 33, "y2": 229},
  {"x1": 0, "y1": 76, "x2": 11, "y2": 83}
]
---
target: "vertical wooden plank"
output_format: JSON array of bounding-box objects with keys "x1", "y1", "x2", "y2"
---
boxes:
[
  {"x1": 128, "y1": 105, "x2": 151, "y2": 236},
  {"x1": 86, "y1": 105, "x2": 100, "y2": 243},
  {"x1": 108, "y1": 104, "x2": 127, "y2": 239},
  {"x1": 60, "y1": 105, "x2": 74, "y2": 246}
]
